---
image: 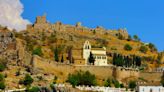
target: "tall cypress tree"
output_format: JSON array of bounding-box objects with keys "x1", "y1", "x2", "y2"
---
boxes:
[
  {"x1": 61, "y1": 54, "x2": 64, "y2": 63},
  {"x1": 54, "y1": 47, "x2": 59, "y2": 62},
  {"x1": 88, "y1": 52, "x2": 95, "y2": 65}
]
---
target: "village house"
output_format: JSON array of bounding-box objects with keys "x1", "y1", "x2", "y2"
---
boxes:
[{"x1": 138, "y1": 86, "x2": 164, "y2": 92}]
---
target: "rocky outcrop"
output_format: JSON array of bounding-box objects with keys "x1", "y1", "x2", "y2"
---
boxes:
[{"x1": 0, "y1": 27, "x2": 32, "y2": 66}]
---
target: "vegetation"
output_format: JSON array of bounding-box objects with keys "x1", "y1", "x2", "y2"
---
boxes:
[
  {"x1": 61, "y1": 54, "x2": 64, "y2": 63},
  {"x1": 88, "y1": 52, "x2": 95, "y2": 65},
  {"x1": 32, "y1": 47, "x2": 43, "y2": 56},
  {"x1": 0, "y1": 58, "x2": 7, "y2": 72},
  {"x1": 139, "y1": 45, "x2": 148, "y2": 53},
  {"x1": 104, "y1": 78, "x2": 111, "y2": 87},
  {"x1": 133, "y1": 35, "x2": 140, "y2": 41},
  {"x1": 112, "y1": 79, "x2": 120, "y2": 88},
  {"x1": 0, "y1": 74, "x2": 5, "y2": 90},
  {"x1": 124, "y1": 44, "x2": 132, "y2": 51},
  {"x1": 113, "y1": 53, "x2": 141, "y2": 67},
  {"x1": 23, "y1": 74, "x2": 33, "y2": 86},
  {"x1": 128, "y1": 81, "x2": 137, "y2": 91},
  {"x1": 48, "y1": 34, "x2": 56, "y2": 43},
  {"x1": 54, "y1": 47, "x2": 59, "y2": 62},
  {"x1": 148, "y1": 43, "x2": 157, "y2": 52},
  {"x1": 27, "y1": 86, "x2": 40, "y2": 92},
  {"x1": 53, "y1": 76, "x2": 58, "y2": 84},
  {"x1": 67, "y1": 70, "x2": 96, "y2": 87},
  {"x1": 161, "y1": 72, "x2": 164, "y2": 87}
]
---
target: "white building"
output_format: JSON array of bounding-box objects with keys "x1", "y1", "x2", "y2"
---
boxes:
[
  {"x1": 138, "y1": 86, "x2": 164, "y2": 92},
  {"x1": 83, "y1": 40, "x2": 108, "y2": 66}
]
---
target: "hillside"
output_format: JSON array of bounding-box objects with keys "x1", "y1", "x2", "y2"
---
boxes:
[{"x1": 0, "y1": 15, "x2": 163, "y2": 89}]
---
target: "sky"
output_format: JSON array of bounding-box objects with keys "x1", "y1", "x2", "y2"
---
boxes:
[{"x1": 0, "y1": 0, "x2": 164, "y2": 51}]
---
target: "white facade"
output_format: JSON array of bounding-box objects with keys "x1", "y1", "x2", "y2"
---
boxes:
[
  {"x1": 76, "y1": 86, "x2": 127, "y2": 92},
  {"x1": 83, "y1": 40, "x2": 108, "y2": 66},
  {"x1": 138, "y1": 86, "x2": 164, "y2": 92}
]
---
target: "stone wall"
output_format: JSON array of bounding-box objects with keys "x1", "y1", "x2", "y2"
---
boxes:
[{"x1": 32, "y1": 55, "x2": 139, "y2": 81}]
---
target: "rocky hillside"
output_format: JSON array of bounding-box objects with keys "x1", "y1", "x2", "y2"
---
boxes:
[
  {"x1": 15, "y1": 16, "x2": 160, "y2": 65},
  {"x1": 0, "y1": 15, "x2": 163, "y2": 89}
]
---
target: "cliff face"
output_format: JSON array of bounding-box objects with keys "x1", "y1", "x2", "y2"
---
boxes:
[{"x1": 0, "y1": 27, "x2": 32, "y2": 66}]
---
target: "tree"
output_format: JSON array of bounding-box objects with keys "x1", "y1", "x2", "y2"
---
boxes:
[
  {"x1": 0, "y1": 63, "x2": 6, "y2": 72},
  {"x1": 61, "y1": 54, "x2": 64, "y2": 63},
  {"x1": 104, "y1": 78, "x2": 111, "y2": 87},
  {"x1": 67, "y1": 71, "x2": 97, "y2": 87},
  {"x1": 53, "y1": 76, "x2": 58, "y2": 84},
  {"x1": 0, "y1": 82, "x2": 5, "y2": 90},
  {"x1": 0, "y1": 74, "x2": 5, "y2": 90},
  {"x1": 148, "y1": 43, "x2": 157, "y2": 52},
  {"x1": 23, "y1": 74, "x2": 33, "y2": 86},
  {"x1": 139, "y1": 45, "x2": 148, "y2": 53},
  {"x1": 0, "y1": 58, "x2": 7, "y2": 72},
  {"x1": 128, "y1": 81, "x2": 136, "y2": 91},
  {"x1": 54, "y1": 47, "x2": 59, "y2": 62},
  {"x1": 88, "y1": 52, "x2": 95, "y2": 65},
  {"x1": 113, "y1": 79, "x2": 120, "y2": 88},
  {"x1": 0, "y1": 74, "x2": 4, "y2": 82},
  {"x1": 133, "y1": 35, "x2": 140, "y2": 41},
  {"x1": 32, "y1": 47, "x2": 43, "y2": 56},
  {"x1": 124, "y1": 44, "x2": 132, "y2": 51},
  {"x1": 161, "y1": 72, "x2": 164, "y2": 87}
]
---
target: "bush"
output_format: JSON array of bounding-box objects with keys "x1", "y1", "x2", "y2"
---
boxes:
[
  {"x1": 0, "y1": 74, "x2": 4, "y2": 81},
  {"x1": 133, "y1": 35, "x2": 140, "y2": 41},
  {"x1": 27, "y1": 86, "x2": 40, "y2": 92},
  {"x1": 112, "y1": 79, "x2": 120, "y2": 88},
  {"x1": 139, "y1": 45, "x2": 148, "y2": 53},
  {"x1": 0, "y1": 63, "x2": 6, "y2": 72},
  {"x1": 104, "y1": 78, "x2": 111, "y2": 87},
  {"x1": 32, "y1": 47, "x2": 43, "y2": 56},
  {"x1": 0, "y1": 82, "x2": 5, "y2": 90},
  {"x1": 128, "y1": 81, "x2": 136, "y2": 90},
  {"x1": 23, "y1": 74, "x2": 33, "y2": 86},
  {"x1": 124, "y1": 44, "x2": 132, "y2": 51},
  {"x1": 67, "y1": 71, "x2": 97, "y2": 87}
]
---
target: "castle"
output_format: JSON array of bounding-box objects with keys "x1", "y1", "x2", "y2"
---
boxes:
[{"x1": 26, "y1": 15, "x2": 129, "y2": 39}]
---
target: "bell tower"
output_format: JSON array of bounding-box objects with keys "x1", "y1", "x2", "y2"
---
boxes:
[{"x1": 83, "y1": 40, "x2": 91, "y2": 64}]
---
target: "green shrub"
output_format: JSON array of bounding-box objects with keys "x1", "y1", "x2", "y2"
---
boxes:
[
  {"x1": 32, "y1": 47, "x2": 43, "y2": 56},
  {"x1": 128, "y1": 81, "x2": 136, "y2": 90},
  {"x1": 124, "y1": 44, "x2": 132, "y2": 51},
  {"x1": 23, "y1": 74, "x2": 33, "y2": 86},
  {"x1": 0, "y1": 63, "x2": 6, "y2": 72},
  {"x1": 139, "y1": 45, "x2": 148, "y2": 53},
  {"x1": 0, "y1": 74, "x2": 4, "y2": 81},
  {"x1": 104, "y1": 78, "x2": 111, "y2": 87},
  {"x1": 0, "y1": 82, "x2": 5, "y2": 90},
  {"x1": 27, "y1": 86, "x2": 40, "y2": 92},
  {"x1": 67, "y1": 71, "x2": 97, "y2": 87}
]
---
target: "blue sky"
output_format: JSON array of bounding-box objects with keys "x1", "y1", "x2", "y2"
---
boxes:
[{"x1": 21, "y1": 0, "x2": 164, "y2": 51}]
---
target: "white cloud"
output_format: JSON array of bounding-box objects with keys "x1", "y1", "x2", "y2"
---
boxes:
[{"x1": 0, "y1": 0, "x2": 31, "y2": 31}]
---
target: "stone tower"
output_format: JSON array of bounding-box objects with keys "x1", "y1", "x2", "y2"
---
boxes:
[{"x1": 83, "y1": 40, "x2": 91, "y2": 64}]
